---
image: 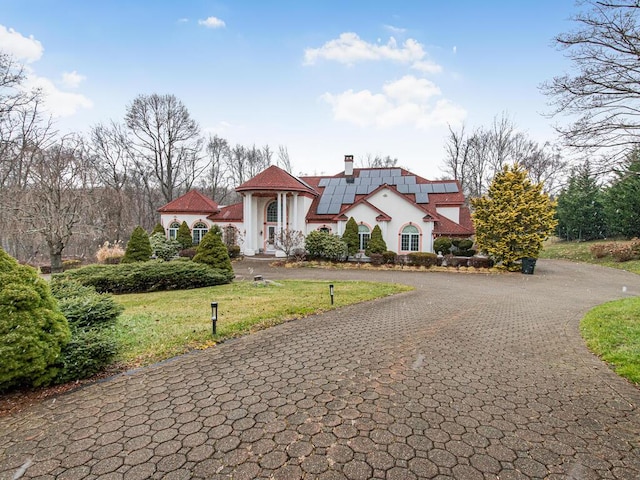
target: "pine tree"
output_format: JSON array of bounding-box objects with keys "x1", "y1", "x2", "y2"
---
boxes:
[
  {"x1": 193, "y1": 229, "x2": 233, "y2": 273},
  {"x1": 151, "y1": 222, "x2": 165, "y2": 236},
  {"x1": 471, "y1": 164, "x2": 557, "y2": 271},
  {"x1": 121, "y1": 226, "x2": 153, "y2": 263},
  {"x1": 604, "y1": 152, "x2": 640, "y2": 238},
  {"x1": 342, "y1": 217, "x2": 359, "y2": 256},
  {"x1": 365, "y1": 225, "x2": 387, "y2": 256},
  {"x1": 177, "y1": 221, "x2": 193, "y2": 250},
  {"x1": 556, "y1": 162, "x2": 607, "y2": 241},
  {"x1": 0, "y1": 247, "x2": 70, "y2": 391}
]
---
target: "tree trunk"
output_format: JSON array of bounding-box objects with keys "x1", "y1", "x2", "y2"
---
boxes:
[{"x1": 49, "y1": 240, "x2": 64, "y2": 273}]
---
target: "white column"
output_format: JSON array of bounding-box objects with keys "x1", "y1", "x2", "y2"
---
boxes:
[
  {"x1": 283, "y1": 193, "x2": 288, "y2": 232},
  {"x1": 243, "y1": 193, "x2": 254, "y2": 255},
  {"x1": 276, "y1": 193, "x2": 282, "y2": 235},
  {"x1": 292, "y1": 193, "x2": 299, "y2": 232}
]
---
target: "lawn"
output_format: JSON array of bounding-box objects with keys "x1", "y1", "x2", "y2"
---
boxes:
[
  {"x1": 542, "y1": 238, "x2": 640, "y2": 384},
  {"x1": 581, "y1": 297, "x2": 640, "y2": 385},
  {"x1": 113, "y1": 279, "x2": 412, "y2": 367},
  {"x1": 540, "y1": 238, "x2": 640, "y2": 274}
]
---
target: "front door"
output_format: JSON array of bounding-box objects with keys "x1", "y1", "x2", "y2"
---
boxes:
[{"x1": 266, "y1": 225, "x2": 276, "y2": 252}]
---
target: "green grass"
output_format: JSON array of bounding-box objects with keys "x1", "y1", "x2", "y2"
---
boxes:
[
  {"x1": 540, "y1": 238, "x2": 640, "y2": 274},
  {"x1": 114, "y1": 280, "x2": 412, "y2": 367},
  {"x1": 581, "y1": 297, "x2": 640, "y2": 384}
]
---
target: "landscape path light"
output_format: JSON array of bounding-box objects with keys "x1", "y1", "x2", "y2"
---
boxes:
[{"x1": 211, "y1": 302, "x2": 218, "y2": 335}]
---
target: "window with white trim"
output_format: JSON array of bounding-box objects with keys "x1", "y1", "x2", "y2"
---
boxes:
[
  {"x1": 266, "y1": 201, "x2": 278, "y2": 222},
  {"x1": 358, "y1": 225, "x2": 370, "y2": 251},
  {"x1": 168, "y1": 222, "x2": 180, "y2": 240},
  {"x1": 401, "y1": 225, "x2": 420, "y2": 251},
  {"x1": 192, "y1": 222, "x2": 208, "y2": 245}
]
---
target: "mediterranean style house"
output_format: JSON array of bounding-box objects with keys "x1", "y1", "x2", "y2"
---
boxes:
[{"x1": 158, "y1": 155, "x2": 474, "y2": 257}]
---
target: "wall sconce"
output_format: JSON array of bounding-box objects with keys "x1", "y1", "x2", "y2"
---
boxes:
[{"x1": 211, "y1": 302, "x2": 218, "y2": 335}]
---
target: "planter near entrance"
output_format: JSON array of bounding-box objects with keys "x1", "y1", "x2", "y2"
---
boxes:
[{"x1": 522, "y1": 257, "x2": 537, "y2": 274}]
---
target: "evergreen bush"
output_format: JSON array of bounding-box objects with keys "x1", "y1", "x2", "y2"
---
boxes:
[
  {"x1": 468, "y1": 256, "x2": 494, "y2": 269},
  {"x1": 433, "y1": 237, "x2": 452, "y2": 255},
  {"x1": 305, "y1": 231, "x2": 348, "y2": 261},
  {"x1": 382, "y1": 251, "x2": 397, "y2": 265},
  {"x1": 50, "y1": 278, "x2": 123, "y2": 329},
  {"x1": 193, "y1": 229, "x2": 233, "y2": 273},
  {"x1": 151, "y1": 222, "x2": 166, "y2": 236},
  {"x1": 365, "y1": 225, "x2": 387, "y2": 256},
  {"x1": 177, "y1": 221, "x2": 193, "y2": 250},
  {"x1": 149, "y1": 232, "x2": 180, "y2": 261},
  {"x1": 54, "y1": 328, "x2": 119, "y2": 384},
  {"x1": 407, "y1": 252, "x2": 438, "y2": 267},
  {"x1": 122, "y1": 226, "x2": 152, "y2": 263},
  {"x1": 57, "y1": 261, "x2": 234, "y2": 294},
  {"x1": 227, "y1": 245, "x2": 241, "y2": 258},
  {"x1": 342, "y1": 217, "x2": 359, "y2": 256},
  {"x1": 0, "y1": 247, "x2": 70, "y2": 391}
]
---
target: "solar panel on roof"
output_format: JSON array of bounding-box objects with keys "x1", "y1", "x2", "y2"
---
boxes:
[
  {"x1": 318, "y1": 178, "x2": 330, "y2": 187},
  {"x1": 444, "y1": 182, "x2": 459, "y2": 193},
  {"x1": 416, "y1": 192, "x2": 429, "y2": 204},
  {"x1": 328, "y1": 178, "x2": 341, "y2": 186},
  {"x1": 345, "y1": 186, "x2": 357, "y2": 195},
  {"x1": 367, "y1": 185, "x2": 377, "y2": 194},
  {"x1": 390, "y1": 169, "x2": 401, "y2": 177},
  {"x1": 323, "y1": 185, "x2": 335, "y2": 195},
  {"x1": 327, "y1": 203, "x2": 342, "y2": 214},
  {"x1": 393, "y1": 176, "x2": 405, "y2": 185},
  {"x1": 371, "y1": 177, "x2": 383, "y2": 186},
  {"x1": 369, "y1": 170, "x2": 381, "y2": 177},
  {"x1": 397, "y1": 184, "x2": 410, "y2": 194},
  {"x1": 404, "y1": 176, "x2": 416, "y2": 185},
  {"x1": 334, "y1": 185, "x2": 346, "y2": 194},
  {"x1": 343, "y1": 193, "x2": 356, "y2": 204},
  {"x1": 419, "y1": 184, "x2": 431, "y2": 193},
  {"x1": 432, "y1": 184, "x2": 446, "y2": 193},
  {"x1": 317, "y1": 204, "x2": 329, "y2": 214},
  {"x1": 359, "y1": 170, "x2": 370, "y2": 177},
  {"x1": 407, "y1": 184, "x2": 420, "y2": 194},
  {"x1": 355, "y1": 184, "x2": 369, "y2": 195},
  {"x1": 359, "y1": 177, "x2": 371, "y2": 185}
]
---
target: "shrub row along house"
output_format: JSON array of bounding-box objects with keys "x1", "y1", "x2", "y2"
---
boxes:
[{"x1": 158, "y1": 155, "x2": 474, "y2": 257}]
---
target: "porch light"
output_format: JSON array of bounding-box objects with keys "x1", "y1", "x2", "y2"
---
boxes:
[{"x1": 211, "y1": 302, "x2": 218, "y2": 335}]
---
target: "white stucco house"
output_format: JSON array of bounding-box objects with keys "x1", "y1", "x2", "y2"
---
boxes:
[{"x1": 158, "y1": 155, "x2": 474, "y2": 257}]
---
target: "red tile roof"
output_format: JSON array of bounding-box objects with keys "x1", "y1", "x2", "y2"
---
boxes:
[
  {"x1": 158, "y1": 190, "x2": 219, "y2": 214},
  {"x1": 433, "y1": 207, "x2": 474, "y2": 236},
  {"x1": 208, "y1": 202, "x2": 243, "y2": 222},
  {"x1": 236, "y1": 165, "x2": 318, "y2": 195}
]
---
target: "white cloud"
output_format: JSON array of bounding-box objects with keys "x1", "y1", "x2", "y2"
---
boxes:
[
  {"x1": 61, "y1": 70, "x2": 86, "y2": 88},
  {"x1": 198, "y1": 16, "x2": 226, "y2": 29},
  {"x1": 384, "y1": 24, "x2": 407, "y2": 35},
  {"x1": 178, "y1": 18, "x2": 189, "y2": 23},
  {"x1": 453, "y1": 46, "x2": 457, "y2": 54},
  {"x1": 0, "y1": 24, "x2": 43, "y2": 62},
  {"x1": 411, "y1": 60, "x2": 443, "y2": 74},
  {"x1": 304, "y1": 33, "x2": 425, "y2": 66},
  {"x1": 24, "y1": 74, "x2": 92, "y2": 117},
  {"x1": 321, "y1": 75, "x2": 466, "y2": 130}
]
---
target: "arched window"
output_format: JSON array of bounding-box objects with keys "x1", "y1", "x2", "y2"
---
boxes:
[
  {"x1": 318, "y1": 226, "x2": 331, "y2": 233},
  {"x1": 401, "y1": 225, "x2": 420, "y2": 251},
  {"x1": 192, "y1": 222, "x2": 208, "y2": 245},
  {"x1": 168, "y1": 222, "x2": 180, "y2": 240},
  {"x1": 358, "y1": 224, "x2": 370, "y2": 251},
  {"x1": 266, "y1": 201, "x2": 278, "y2": 222}
]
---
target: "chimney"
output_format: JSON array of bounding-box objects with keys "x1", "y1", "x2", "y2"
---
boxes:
[{"x1": 344, "y1": 154, "x2": 354, "y2": 176}]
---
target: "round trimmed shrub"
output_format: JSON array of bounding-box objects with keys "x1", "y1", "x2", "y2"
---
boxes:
[
  {"x1": 433, "y1": 237, "x2": 452, "y2": 255},
  {"x1": 0, "y1": 248, "x2": 70, "y2": 391}
]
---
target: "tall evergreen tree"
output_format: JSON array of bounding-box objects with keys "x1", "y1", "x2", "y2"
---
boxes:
[
  {"x1": 556, "y1": 161, "x2": 607, "y2": 241},
  {"x1": 342, "y1": 217, "x2": 359, "y2": 256},
  {"x1": 177, "y1": 221, "x2": 193, "y2": 250},
  {"x1": 121, "y1": 226, "x2": 152, "y2": 263},
  {"x1": 604, "y1": 152, "x2": 640, "y2": 238},
  {"x1": 365, "y1": 225, "x2": 387, "y2": 256},
  {"x1": 151, "y1": 223, "x2": 165, "y2": 236},
  {"x1": 471, "y1": 164, "x2": 557, "y2": 271}
]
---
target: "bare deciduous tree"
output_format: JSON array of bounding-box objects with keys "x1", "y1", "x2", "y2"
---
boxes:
[
  {"x1": 18, "y1": 136, "x2": 96, "y2": 272},
  {"x1": 125, "y1": 93, "x2": 204, "y2": 203},
  {"x1": 542, "y1": 1, "x2": 640, "y2": 160},
  {"x1": 358, "y1": 154, "x2": 399, "y2": 168},
  {"x1": 276, "y1": 145, "x2": 293, "y2": 173}
]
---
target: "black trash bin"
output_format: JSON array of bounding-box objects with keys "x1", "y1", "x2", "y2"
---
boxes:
[{"x1": 521, "y1": 257, "x2": 536, "y2": 275}]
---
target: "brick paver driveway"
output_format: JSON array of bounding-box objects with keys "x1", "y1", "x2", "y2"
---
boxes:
[{"x1": 1, "y1": 260, "x2": 640, "y2": 479}]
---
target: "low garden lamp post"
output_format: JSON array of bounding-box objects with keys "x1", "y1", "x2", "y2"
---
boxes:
[
  {"x1": 329, "y1": 284, "x2": 334, "y2": 305},
  {"x1": 211, "y1": 302, "x2": 218, "y2": 335}
]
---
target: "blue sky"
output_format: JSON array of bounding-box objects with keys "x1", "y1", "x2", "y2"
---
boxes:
[{"x1": 1, "y1": 1, "x2": 579, "y2": 179}]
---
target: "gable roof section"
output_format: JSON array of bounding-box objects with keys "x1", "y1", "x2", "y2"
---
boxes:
[
  {"x1": 208, "y1": 202, "x2": 243, "y2": 222},
  {"x1": 434, "y1": 206, "x2": 474, "y2": 236},
  {"x1": 158, "y1": 190, "x2": 219, "y2": 214},
  {"x1": 236, "y1": 165, "x2": 318, "y2": 195}
]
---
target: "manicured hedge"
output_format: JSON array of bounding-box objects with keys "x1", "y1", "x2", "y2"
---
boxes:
[
  {"x1": 407, "y1": 252, "x2": 438, "y2": 267},
  {"x1": 56, "y1": 261, "x2": 234, "y2": 294}
]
